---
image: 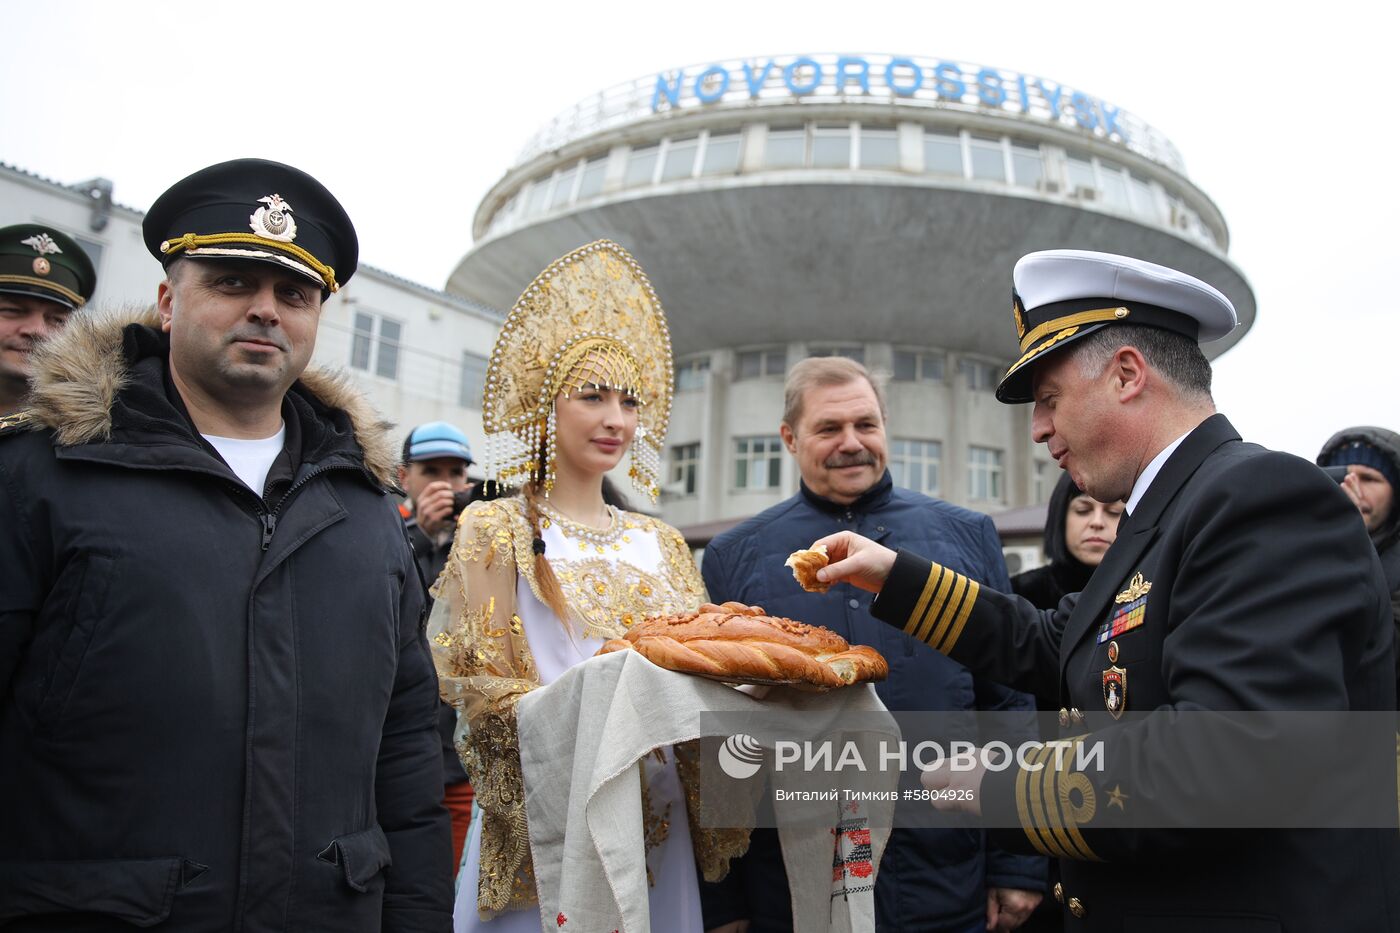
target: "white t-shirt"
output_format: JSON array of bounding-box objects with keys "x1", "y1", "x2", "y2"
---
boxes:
[{"x1": 203, "y1": 423, "x2": 287, "y2": 495}]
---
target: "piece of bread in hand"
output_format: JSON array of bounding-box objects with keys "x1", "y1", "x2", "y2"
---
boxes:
[{"x1": 785, "y1": 544, "x2": 831, "y2": 593}]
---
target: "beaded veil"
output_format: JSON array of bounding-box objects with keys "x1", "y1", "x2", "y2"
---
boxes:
[{"x1": 481, "y1": 240, "x2": 673, "y2": 501}]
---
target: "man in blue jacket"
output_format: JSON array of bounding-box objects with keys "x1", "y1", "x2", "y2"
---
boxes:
[{"x1": 699, "y1": 357, "x2": 1044, "y2": 933}]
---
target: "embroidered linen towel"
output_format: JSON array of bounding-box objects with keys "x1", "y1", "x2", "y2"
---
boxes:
[{"x1": 517, "y1": 649, "x2": 897, "y2": 933}]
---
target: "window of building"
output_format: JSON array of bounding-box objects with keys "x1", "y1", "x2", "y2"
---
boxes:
[
  {"x1": 622, "y1": 144, "x2": 660, "y2": 187},
  {"x1": 676, "y1": 357, "x2": 709, "y2": 391},
  {"x1": 1033, "y1": 460, "x2": 1053, "y2": 503},
  {"x1": 893, "y1": 349, "x2": 945, "y2": 383},
  {"x1": 1066, "y1": 154, "x2": 1096, "y2": 196},
  {"x1": 1128, "y1": 174, "x2": 1161, "y2": 222},
  {"x1": 924, "y1": 128, "x2": 963, "y2": 175},
  {"x1": 858, "y1": 125, "x2": 899, "y2": 169},
  {"x1": 548, "y1": 165, "x2": 577, "y2": 210},
  {"x1": 1010, "y1": 142, "x2": 1043, "y2": 189},
  {"x1": 660, "y1": 136, "x2": 700, "y2": 181},
  {"x1": 734, "y1": 436, "x2": 784, "y2": 489},
  {"x1": 576, "y1": 155, "x2": 608, "y2": 199},
  {"x1": 350, "y1": 311, "x2": 401, "y2": 381},
  {"x1": 459, "y1": 351, "x2": 488, "y2": 410},
  {"x1": 670, "y1": 442, "x2": 700, "y2": 496},
  {"x1": 1098, "y1": 161, "x2": 1130, "y2": 210},
  {"x1": 764, "y1": 127, "x2": 807, "y2": 169},
  {"x1": 889, "y1": 438, "x2": 942, "y2": 496},
  {"x1": 71, "y1": 234, "x2": 105, "y2": 272},
  {"x1": 960, "y1": 358, "x2": 997, "y2": 391},
  {"x1": 700, "y1": 132, "x2": 742, "y2": 175},
  {"x1": 808, "y1": 345, "x2": 864, "y2": 364},
  {"x1": 968, "y1": 446, "x2": 1004, "y2": 502},
  {"x1": 736, "y1": 347, "x2": 787, "y2": 379},
  {"x1": 811, "y1": 124, "x2": 852, "y2": 168},
  {"x1": 525, "y1": 176, "x2": 552, "y2": 215},
  {"x1": 969, "y1": 135, "x2": 1006, "y2": 182}
]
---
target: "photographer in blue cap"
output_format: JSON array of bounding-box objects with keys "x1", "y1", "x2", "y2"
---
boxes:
[
  {"x1": 399, "y1": 421, "x2": 476, "y2": 589},
  {"x1": 0, "y1": 159, "x2": 451, "y2": 931},
  {"x1": 808, "y1": 250, "x2": 1400, "y2": 930}
]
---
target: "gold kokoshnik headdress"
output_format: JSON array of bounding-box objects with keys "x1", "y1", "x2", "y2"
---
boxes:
[{"x1": 481, "y1": 240, "x2": 673, "y2": 501}]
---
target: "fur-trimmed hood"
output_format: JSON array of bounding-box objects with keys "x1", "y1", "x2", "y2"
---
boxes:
[{"x1": 25, "y1": 305, "x2": 400, "y2": 486}]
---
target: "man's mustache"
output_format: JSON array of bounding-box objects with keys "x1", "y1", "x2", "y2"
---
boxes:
[{"x1": 824, "y1": 451, "x2": 878, "y2": 469}]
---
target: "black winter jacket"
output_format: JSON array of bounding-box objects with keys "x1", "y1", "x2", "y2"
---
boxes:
[{"x1": 0, "y1": 310, "x2": 452, "y2": 931}]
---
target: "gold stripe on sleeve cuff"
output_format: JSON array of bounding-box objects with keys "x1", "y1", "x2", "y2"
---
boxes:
[
  {"x1": 1017, "y1": 742, "x2": 1059, "y2": 857},
  {"x1": 1021, "y1": 737, "x2": 1102, "y2": 862},
  {"x1": 904, "y1": 564, "x2": 945, "y2": 642},
  {"x1": 934, "y1": 579, "x2": 980, "y2": 654}
]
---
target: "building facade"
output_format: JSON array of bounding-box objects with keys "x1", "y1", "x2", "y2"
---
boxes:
[{"x1": 446, "y1": 53, "x2": 1256, "y2": 532}]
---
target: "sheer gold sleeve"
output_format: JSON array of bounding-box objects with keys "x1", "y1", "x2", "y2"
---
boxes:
[{"x1": 428, "y1": 498, "x2": 539, "y2": 918}]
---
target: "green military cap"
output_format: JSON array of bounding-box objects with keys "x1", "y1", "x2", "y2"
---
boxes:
[{"x1": 0, "y1": 223, "x2": 98, "y2": 310}]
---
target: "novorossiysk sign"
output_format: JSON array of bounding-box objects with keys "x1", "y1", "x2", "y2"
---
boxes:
[{"x1": 652, "y1": 54, "x2": 1130, "y2": 142}]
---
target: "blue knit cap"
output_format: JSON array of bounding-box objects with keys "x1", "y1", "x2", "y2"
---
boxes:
[{"x1": 1322, "y1": 440, "x2": 1400, "y2": 492}]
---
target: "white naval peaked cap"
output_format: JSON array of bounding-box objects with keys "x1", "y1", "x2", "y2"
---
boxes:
[{"x1": 996, "y1": 249, "x2": 1238, "y2": 404}]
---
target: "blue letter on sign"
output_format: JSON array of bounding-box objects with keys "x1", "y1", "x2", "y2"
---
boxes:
[
  {"x1": 1072, "y1": 92, "x2": 1099, "y2": 129},
  {"x1": 695, "y1": 65, "x2": 731, "y2": 104},
  {"x1": 977, "y1": 68, "x2": 1006, "y2": 107},
  {"x1": 934, "y1": 62, "x2": 966, "y2": 101},
  {"x1": 1037, "y1": 79, "x2": 1065, "y2": 116},
  {"x1": 885, "y1": 57, "x2": 922, "y2": 96},
  {"x1": 784, "y1": 57, "x2": 824, "y2": 96},
  {"x1": 1100, "y1": 102, "x2": 1123, "y2": 137},
  {"x1": 653, "y1": 71, "x2": 684, "y2": 112},
  {"x1": 836, "y1": 56, "x2": 872, "y2": 94},
  {"x1": 742, "y1": 59, "x2": 777, "y2": 97}
]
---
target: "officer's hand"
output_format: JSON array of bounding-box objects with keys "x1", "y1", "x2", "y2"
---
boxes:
[
  {"x1": 920, "y1": 751, "x2": 984, "y2": 815},
  {"x1": 986, "y1": 887, "x2": 1042, "y2": 931},
  {"x1": 415, "y1": 481, "x2": 458, "y2": 536},
  {"x1": 811, "y1": 531, "x2": 897, "y2": 593},
  {"x1": 706, "y1": 923, "x2": 750, "y2": 933}
]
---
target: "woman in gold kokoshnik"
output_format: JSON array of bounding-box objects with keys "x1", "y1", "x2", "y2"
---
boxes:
[{"x1": 429, "y1": 241, "x2": 742, "y2": 932}]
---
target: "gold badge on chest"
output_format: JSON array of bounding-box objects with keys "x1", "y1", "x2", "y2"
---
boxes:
[{"x1": 1114, "y1": 572, "x2": 1152, "y2": 604}]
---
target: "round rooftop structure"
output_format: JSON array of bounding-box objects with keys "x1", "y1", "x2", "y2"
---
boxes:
[
  {"x1": 450, "y1": 53, "x2": 1255, "y2": 363},
  {"x1": 447, "y1": 54, "x2": 1256, "y2": 537}
]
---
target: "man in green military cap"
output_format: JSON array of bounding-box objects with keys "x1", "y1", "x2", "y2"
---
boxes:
[{"x1": 0, "y1": 223, "x2": 97, "y2": 416}]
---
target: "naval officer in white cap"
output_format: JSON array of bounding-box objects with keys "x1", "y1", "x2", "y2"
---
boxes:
[{"x1": 807, "y1": 250, "x2": 1400, "y2": 930}]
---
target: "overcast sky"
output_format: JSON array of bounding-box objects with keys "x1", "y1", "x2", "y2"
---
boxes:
[{"x1": 4, "y1": 1, "x2": 1396, "y2": 458}]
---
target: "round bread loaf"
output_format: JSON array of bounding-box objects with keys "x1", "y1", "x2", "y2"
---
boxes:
[{"x1": 600, "y1": 601, "x2": 889, "y2": 688}]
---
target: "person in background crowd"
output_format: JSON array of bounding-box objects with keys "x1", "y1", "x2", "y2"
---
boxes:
[
  {"x1": 812, "y1": 249, "x2": 1400, "y2": 931},
  {"x1": 0, "y1": 159, "x2": 451, "y2": 931},
  {"x1": 1011, "y1": 472, "x2": 1123, "y2": 611},
  {"x1": 398, "y1": 422, "x2": 479, "y2": 879},
  {"x1": 0, "y1": 223, "x2": 97, "y2": 417},
  {"x1": 700, "y1": 356, "x2": 1044, "y2": 933},
  {"x1": 1318, "y1": 427, "x2": 1400, "y2": 675},
  {"x1": 400, "y1": 421, "x2": 476, "y2": 588}
]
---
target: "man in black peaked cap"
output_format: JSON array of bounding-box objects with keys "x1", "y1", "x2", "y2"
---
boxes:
[{"x1": 0, "y1": 159, "x2": 452, "y2": 932}]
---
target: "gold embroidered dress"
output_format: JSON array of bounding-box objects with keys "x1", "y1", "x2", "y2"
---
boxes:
[{"x1": 430, "y1": 494, "x2": 711, "y2": 931}]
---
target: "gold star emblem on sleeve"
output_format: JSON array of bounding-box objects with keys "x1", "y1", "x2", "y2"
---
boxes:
[{"x1": 1107, "y1": 784, "x2": 1129, "y2": 811}]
